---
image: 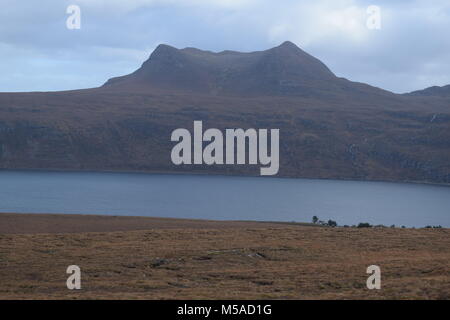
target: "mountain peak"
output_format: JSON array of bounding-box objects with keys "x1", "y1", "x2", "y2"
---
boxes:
[
  {"x1": 278, "y1": 40, "x2": 300, "y2": 49},
  {"x1": 152, "y1": 43, "x2": 178, "y2": 54},
  {"x1": 102, "y1": 42, "x2": 388, "y2": 97}
]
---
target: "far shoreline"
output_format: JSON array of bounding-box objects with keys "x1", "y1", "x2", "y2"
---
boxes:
[{"x1": 1, "y1": 167, "x2": 449, "y2": 188}]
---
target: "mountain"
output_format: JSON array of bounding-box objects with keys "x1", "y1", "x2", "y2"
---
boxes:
[
  {"x1": 103, "y1": 41, "x2": 391, "y2": 99},
  {"x1": 0, "y1": 42, "x2": 449, "y2": 183},
  {"x1": 407, "y1": 84, "x2": 450, "y2": 97}
]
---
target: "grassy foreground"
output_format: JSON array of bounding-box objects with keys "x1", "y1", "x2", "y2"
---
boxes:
[{"x1": 0, "y1": 213, "x2": 448, "y2": 299}]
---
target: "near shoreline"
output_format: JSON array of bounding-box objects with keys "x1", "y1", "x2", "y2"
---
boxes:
[{"x1": 0, "y1": 212, "x2": 318, "y2": 235}]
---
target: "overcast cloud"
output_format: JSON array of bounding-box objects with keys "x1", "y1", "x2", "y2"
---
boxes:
[{"x1": 1, "y1": 0, "x2": 449, "y2": 93}]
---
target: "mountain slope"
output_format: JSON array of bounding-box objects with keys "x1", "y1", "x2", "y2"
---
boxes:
[
  {"x1": 0, "y1": 42, "x2": 449, "y2": 183},
  {"x1": 407, "y1": 84, "x2": 450, "y2": 97}
]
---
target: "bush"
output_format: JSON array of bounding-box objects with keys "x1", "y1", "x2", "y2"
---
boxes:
[
  {"x1": 327, "y1": 219, "x2": 337, "y2": 227},
  {"x1": 312, "y1": 216, "x2": 319, "y2": 224},
  {"x1": 357, "y1": 222, "x2": 372, "y2": 228}
]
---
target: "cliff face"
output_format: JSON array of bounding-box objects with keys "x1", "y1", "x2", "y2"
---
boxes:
[{"x1": 0, "y1": 42, "x2": 449, "y2": 183}]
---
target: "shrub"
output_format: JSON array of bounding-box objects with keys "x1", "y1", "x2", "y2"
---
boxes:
[
  {"x1": 357, "y1": 222, "x2": 372, "y2": 228},
  {"x1": 327, "y1": 219, "x2": 337, "y2": 227}
]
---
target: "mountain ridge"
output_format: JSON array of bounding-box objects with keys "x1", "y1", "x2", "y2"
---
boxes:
[
  {"x1": 103, "y1": 41, "x2": 395, "y2": 98},
  {"x1": 407, "y1": 84, "x2": 450, "y2": 97},
  {"x1": 0, "y1": 41, "x2": 449, "y2": 184}
]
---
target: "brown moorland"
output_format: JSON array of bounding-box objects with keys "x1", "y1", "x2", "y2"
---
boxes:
[{"x1": 0, "y1": 213, "x2": 448, "y2": 299}]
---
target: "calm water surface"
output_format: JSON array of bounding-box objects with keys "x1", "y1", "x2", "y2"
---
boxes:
[{"x1": 0, "y1": 170, "x2": 449, "y2": 227}]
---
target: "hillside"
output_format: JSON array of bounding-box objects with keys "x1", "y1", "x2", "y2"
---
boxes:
[
  {"x1": 0, "y1": 42, "x2": 449, "y2": 183},
  {"x1": 407, "y1": 85, "x2": 450, "y2": 97}
]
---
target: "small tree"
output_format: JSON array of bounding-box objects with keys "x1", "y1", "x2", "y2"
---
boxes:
[
  {"x1": 327, "y1": 219, "x2": 337, "y2": 227},
  {"x1": 312, "y1": 216, "x2": 319, "y2": 224}
]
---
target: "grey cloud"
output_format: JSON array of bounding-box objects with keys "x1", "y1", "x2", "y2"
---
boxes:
[{"x1": 0, "y1": 0, "x2": 449, "y2": 93}]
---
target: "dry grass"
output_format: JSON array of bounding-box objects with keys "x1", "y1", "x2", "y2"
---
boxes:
[{"x1": 0, "y1": 213, "x2": 448, "y2": 300}]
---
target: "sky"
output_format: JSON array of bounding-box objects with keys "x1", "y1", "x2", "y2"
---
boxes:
[{"x1": 1, "y1": 0, "x2": 449, "y2": 94}]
